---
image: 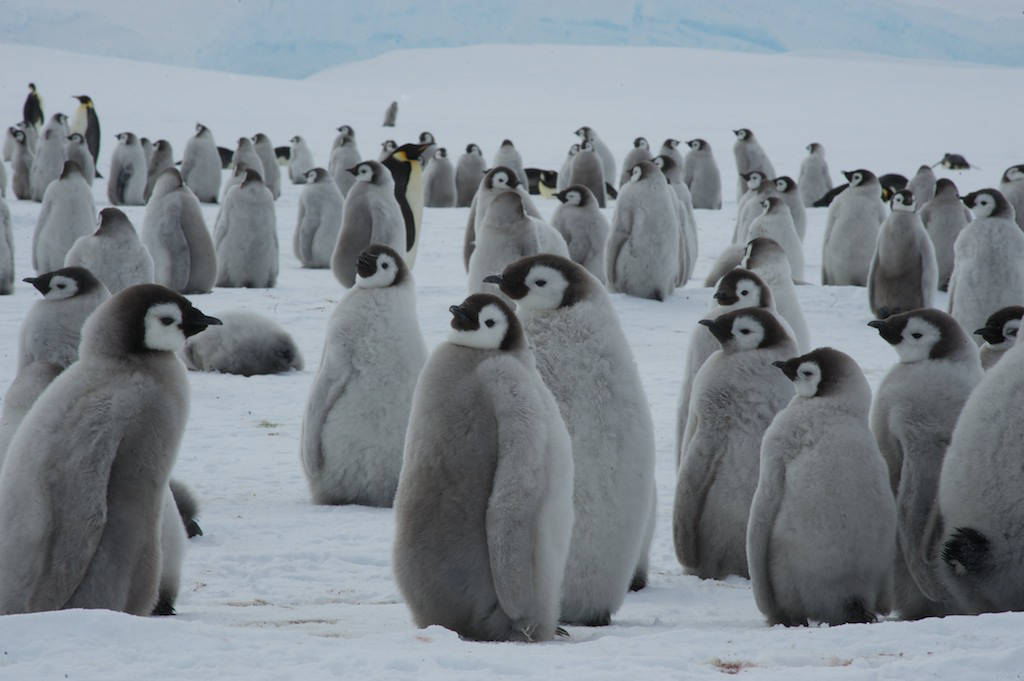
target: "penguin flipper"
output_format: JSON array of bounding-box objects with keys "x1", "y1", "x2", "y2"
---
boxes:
[
  {"x1": 463, "y1": 195, "x2": 478, "y2": 271},
  {"x1": 604, "y1": 182, "x2": 618, "y2": 200},
  {"x1": 747, "y1": 453, "x2": 787, "y2": 621},
  {"x1": 115, "y1": 164, "x2": 132, "y2": 205},
  {"x1": 168, "y1": 479, "x2": 202, "y2": 539},
  {"x1": 300, "y1": 350, "x2": 353, "y2": 484}
]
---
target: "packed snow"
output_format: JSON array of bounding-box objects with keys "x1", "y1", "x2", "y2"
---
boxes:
[{"x1": 0, "y1": 41, "x2": 1022, "y2": 679}]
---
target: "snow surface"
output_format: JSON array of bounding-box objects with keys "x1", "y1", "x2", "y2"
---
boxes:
[{"x1": 0, "y1": 42, "x2": 1023, "y2": 679}]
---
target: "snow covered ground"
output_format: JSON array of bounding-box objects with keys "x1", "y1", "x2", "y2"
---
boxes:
[{"x1": 0, "y1": 42, "x2": 1023, "y2": 679}]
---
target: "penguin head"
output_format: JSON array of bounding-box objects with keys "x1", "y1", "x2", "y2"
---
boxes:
[
  {"x1": 24, "y1": 267, "x2": 103, "y2": 301},
  {"x1": 67, "y1": 132, "x2": 84, "y2": 145},
  {"x1": 73, "y1": 95, "x2": 93, "y2": 106},
  {"x1": 484, "y1": 166, "x2": 519, "y2": 190},
  {"x1": 355, "y1": 245, "x2": 408, "y2": 289},
  {"x1": 699, "y1": 308, "x2": 790, "y2": 353},
  {"x1": 962, "y1": 189, "x2": 1012, "y2": 219},
  {"x1": 466, "y1": 143, "x2": 482, "y2": 156},
  {"x1": 938, "y1": 153, "x2": 970, "y2": 170},
  {"x1": 9, "y1": 128, "x2": 25, "y2": 144},
  {"x1": 115, "y1": 132, "x2": 137, "y2": 145},
  {"x1": 194, "y1": 123, "x2": 210, "y2": 137},
  {"x1": 380, "y1": 139, "x2": 397, "y2": 154},
  {"x1": 742, "y1": 171, "x2": 766, "y2": 190},
  {"x1": 252, "y1": 133, "x2": 269, "y2": 145},
  {"x1": 581, "y1": 140, "x2": 595, "y2": 153},
  {"x1": 633, "y1": 137, "x2": 649, "y2": 149},
  {"x1": 28, "y1": 83, "x2": 36, "y2": 93},
  {"x1": 391, "y1": 143, "x2": 430, "y2": 163},
  {"x1": 806, "y1": 142, "x2": 822, "y2": 153},
  {"x1": 574, "y1": 127, "x2": 591, "y2": 140},
  {"x1": 236, "y1": 136, "x2": 253, "y2": 150},
  {"x1": 290, "y1": 135, "x2": 304, "y2": 145},
  {"x1": 336, "y1": 124, "x2": 354, "y2": 137},
  {"x1": 435, "y1": 147, "x2": 448, "y2": 159},
  {"x1": 733, "y1": 128, "x2": 751, "y2": 141},
  {"x1": 934, "y1": 178, "x2": 959, "y2": 198},
  {"x1": 97, "y1": 207, "x2": 135, "y2": 236},
  {"x1": 555, "y1": 185, "x2": 589, "y2": 206},
  {"x1": 53, "y1": 113, "x2": 68, "y2": 126},
  {"x1": 630, "y1": 161, "x2": 660, "y2": 183},
  {"x1": 418, "y1": 131, "x2": 435, "y2": 144},
  {"x1": 500, "y1": 139, "x2": 515, "y2": 148},
  {"x1": 773, "y1": 347, "x2": 862, "y2": 399},
  {"x1": 349, "y1": 161, "x2": 386, "y2": 185},
  {"x1": 304, "y1": 167, "x2": 329, "y2": 184},
  {"x1": 713, "y1": 268, "x2": 773, "y2": 309},
  {"x1": 773, "y1": 176, "x2": 796, "y2": 194},
  {"x1": 975, "y1": 305, "x2": 1024, "y2": 347},
  {"x1": 151, "y1": 167, "x2": 184, "y2": 197},
  {"x1": 1001, "y1": 165, "x2": 1024, "y2": 183},
  {"x1": 843, "y1": 169, "x2": 876, "y2": 188},
  {"x1": 240, "y1": 168, "x2": 264, "y2": 188},
  {"x1": 760, "y1": 196, "x2": 783, "y2": 215},
  {"x1": 652, "y1": 155, "x2": 678, "y2": 175},
  {"x1": 686, "y1": 139, "x2": 708, "y2": 151},
  {"x1": 484, "y1": 255, "x2": 589, "y2": 312},
  {"x1": 567, "y1": 143, "x2": 580, "y2": 157},
  {"x1": 890, "y1": 189, "x2": 915, "y2": 212},
  {"x1": 741, "y1": 238, "x2": 788, "y2": 274},
  {"x1": 59, "y1": 160, "x2": 83, "y2": 180},
  {"x1": 869, "y1": 309, "x2": 973, "y2": 363},
  {"x1": 447, "y1": 294, "x2": 523, "y2": 352}
]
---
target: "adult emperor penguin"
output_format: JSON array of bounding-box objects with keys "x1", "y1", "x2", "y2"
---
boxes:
[
  {"x1": 23, "y1": 83, "x2": 43, "y2": 129},
  {"x1": 491, "y1": 139, "x2": 529, "y2": 189},
  {"x1": 181, "y1": 123, "x2": 221, "y2": 203},
  {"x1": 907, "y1": 165, "x2": 937, "y2": 208},
  {"x1": 0, "y1": 199, "x2": 10, "y2": 294},
  {"x1": 328, "y1": 127, "x2": 361, "y2": 198},
  {"x1": 749, "y1": 347, "x2": 896, "y2": 626},
  {"x1": 392, "y1": 293, "x2": 573, "y2": 642},
  {"x1": 619, "y1": 137, "x2": 651, "y2": 187},
  {"x1": 64, "y1": 132, "x2": 95, "y2": 186},
  {"x1": 302, "y1": 245, "x2": 426, "y2": 506},
  {"x1": 70, "y1": 95, "x2": 100, "y2": 175},
  {"x1": 822, "y1": 170, "x2": 888, "y2": 286},
  {"x1": 144, "y1": 139, "x2": 174, "y2": 202},
  {"x1": 575, "y1": 126, "x2": 616, "y2": 192},
  {"x1": 485, "y1": 255, "x2": 655, "y2": 626},
  {"x1": 423, "y1": 147, "x2": 456, "y2": 207},
  {"x1": 288, "y1": 135, "x2": 315, "y2": 184},
  {"x1": 214, "y1": 169, "x2": 278, "y2": 288},
  {"x1": 455, "y1": 143, "x2": 486, "y2": 207},
  {"x1": 18, "y1": 267, "x2": 110, "y2": 370},
  {"x1": 732, "y1": 128, "x2": 776, "y2": 202},
  {"x1": 142, "y1": 168, "x2": 217, "y2": 294},
  {"x1": 675, "y1": 308, "x2": 797, "y2": 580},
  {"x1": 606, "y1": 161, "x2": 682, "y2": 301},
  {"x1": 919, "y1": 179, "x2": 971, "y2": 292},
  {"x1": 798, "y1": 143, "x2": 833, "y2": 207},
  {"x1": 9, "y1": 127, "x2": 33, "y2": 200},
  {"x1": 746, "y1": 196, "x2": 804, "y2": 281},
  {"x1": 33, "y1": 161, "x2": 94, "y2": 273},
  {"x1": 107, "y1": 132, "x2": 147, "y2": 206},
  {"x1": 551, "y1": 185, "x2": 610, "y2": 283},
  {"x1": 556, "y1": 143, "x2": 579, "y2": 192},
  {"x1": 998, "y1": 164, "x2": 1024, "y2": 231},
  {"x1": 294, "y1": 167, "x2": 345, "y2": 269},
  {"x1": 868, "y1": 309, "x2": 982, "y2": 619},
  {"x1": 29, "y1": 125, "x2": 67, "y2": 202},
  {"x1": 935, "y1": 320, "x2": 1024, "y2": 614},
  {"x1": 772, "y1": 176, "x2": 807, "y2": 241},
  {"x1": 568, "y1": 140, "x2": 606, "y2": 208},
  {"x1": 331, "y1": 160, "x2": 405, "y2": 288},
  {"x1": 683, "y1": 138, "x2": 722, "y2": 210},
  {"x1": 463, "y1": 166, "x2": 543, "y2": 269},
  {"x1": 183, "y1": 311, "x2": 302, "y2": 376},
  {"x1": 382, "y1": 142, "x2": 429, "y2": 267},
  {"x1": 975, "y1": 305, "x2": 1024, "y2": 369},
  {"x1": 0, "y1": 284, "x2": 220, "y2": 616},
  {"x1": 64, "y1": 207, "x2": 154, "y2": 294},
  {"x1": 867, "y1": 190, "x2": 938, "y2": 319},
  {"x1": 742, "y1": 238, "x2": 810, "y2": 351},
  {"x1": 252, "y1": 133, "x2": 281, "y2": 199},
  {"x1": 948, "y1": 189, "x2": 1024, "y2": 343}
]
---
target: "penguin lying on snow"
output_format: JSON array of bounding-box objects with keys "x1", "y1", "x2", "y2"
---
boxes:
[{"x1": 183, "y1": 310, "x2": 302, "y2": 376}]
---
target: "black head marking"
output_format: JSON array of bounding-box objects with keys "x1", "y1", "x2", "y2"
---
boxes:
[
  {"x1": 59, "y1": 160, "x2": 82, "y2": 179},
  {"x1": 241, "y1": 168, "x2": 263, "y2": 187},
  {"x1": 112, "y1": 284, "x2": 221, "y2": 354},
  {"x1": 714, "y1": 268, "x2": 773, "y2": 308},
  {"x1": 633, "y1": 136, "x2": 648, "y2": 148},
  {"x1": 773, "y1": 176, "x2": 796, "y2": 193},
  {"x1": 355, "y1": 244, "x2": 408, "y2": 286},
  {"x1": 24, "y1": 266, "x2": 102, "y2": 297},
  {"x1": 419, "y1": 131, "x2": 434, "y2": 144},
  {"x1": 448, "y1": 293, "x2": 524, "y2": 352},
  {"x1": 466, "y1": 143, "x2": 480, "y2": 154},
  {"x1": 870, "y1": 309, "x2": 969, "y2": 359},
  {"x1": 976, "y1": 305, "x2": 1024, "y2": 345},
  {"x1": 487, "y1": 254, "x2": 588, "y2": 308},
  {"x1": 306, "y1": 167, "x2": 328, "y2": 183},
  {"x1": 652, "y1": 154, "x2": 678, "y2": 173},
  {"x1": 934, "y1": 178, "x2": 958, "y2": 197},
  {"x1": 772, "y1": 347, "x2": 852, "y2": 397},
  {"x1": 500, "y1": 139, "x2": 514, "y2": 147},
  {"x1": 891, "y1": 189, "x2": 915, "y2": 209},
  {"x1": 962, "y1": 188, "x2": 1012, "y2": 217},
  {"x1": 485, "y1": 166, "x2": 520, "y2": 189}
]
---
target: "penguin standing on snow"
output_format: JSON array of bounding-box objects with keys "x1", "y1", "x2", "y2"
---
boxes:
[
  {"x1": 822, "y1": 170, "x2": 888, "y2": 286},
  {"x1": 682, "y1": 138, "x2": 722, "y2": 210},
  {"x1": 455, "y1": 143, "x2": 486, "y2": 207},
  {"x1": 423, "y1": 147, "x2": 456, "y2": 208},
  {"x1": 107, "y1": 132, "x2": 147, "y2": 206},
  {"x1": 867, "y1": 190, "x2": 938, "y2": 319},
  {"x1": 551, "y1": 185, "x2": 609, "y2": 283},
  {"x1": 64, "y1": 207, "x2": 154, "y2": 294},
  {"x1": 23, "y1": 83, "x2": 43, "y2": 129},
  {"x1": 798, "y1": 143, "x2": 832, "y2": 207},
  {"x1": 619, "y1": 137, "x2": 651, "y2": 187},
  {"x1": 919, "y1": 178, "x2": 971, "y2": 291},
  {"x1": 294, "y1": 167, "x2": 345, "y2": 269},
  {"x1": 181, "y1": 123, "x2": 221, "y2": 203},
  {"x1": 18, "y1": 267, "x2": 110, "y2": 370},
  {"x1": 382, "y1": 143, "x2": 429, "y2": 267},
  {"x1": 732, "y1": 128, "x2": 775, "y2": 202},
  {"x1": 70, "y1": 95, "x2": 100, "y2": 177},
  {"x1": 331, "y1": 161, "x2": 405, "y2": 288}
]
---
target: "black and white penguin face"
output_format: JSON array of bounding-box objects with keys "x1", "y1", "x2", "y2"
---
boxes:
[
  {"x1": 700, "y1": 314, "x2": 765, "y2": 351},
  {"x1": 1003, "y1": 166, "x2": 1024, "y2": 183},
  {"x1": 652, "y1": 157, "x2": 665, "y2": 170},
  {"x1": 760, "y1": 197, "x2": 781, "y2": 214},
  {"x1": 305, "y1": 168, "x2": 327, "y2": 183},
  {"x1": 337, "y1": 125, "x2": 354, "y2": 137},
  {"x1": 568, "y1": 144, "x2": 580, "y2": 157},
  {"x1": 448, "y1": 295, "x2": 515, "y2": 350},
  {"x1": 630, "y1": 165, "x2": 644, "y2": 183},
  {"x1": 116, "y1": 132, "x2": 136, "y2": 145},
  {"x1": 574, "y1": 127, "x2": 590, "y2": 140},
  {"x1": 195, "y1": 123, "x2": 207, "y2": 135},
  {"x1": 686, "y1": 139, "x2": 706, "y2": 151},
  {"x1": 419, "y1": 132, "x2": 435, "y2": 144},
  {"x1": 962, "y1": 189, "x2": 1009, "y2": 219},
  {"x1": 495, "y1": 264, "x2": 569, "y2": 312},
  {"x1": 141, "y1": 298, "x2": 221, "y2": 354},
  {"x1": 634, "y1": 137, "x2": 649, "y2": 149},
  {"x1": 381, "y1": 140, "x2": 397, "y2": 153},
  {"x1": 733, "y1": 128, "x2": 751, "y2": 141},
  {"x1": 891, "y1": 190, "x2": 915, "y2": 212},
  {"x1": 435, "y1": 147, "x2": 448, "y2": 159},
  {"x1": 774, "y1": 177, "x2": 795, "y2": 193},
  {"x1": 789, "y1": 360, "x2": 822, "y2": 397},
  {"x1": 466, "y1": 143, "x2": 481, "y2": 155},
  {"x1": 869, "y1": 315, "x2": 941, "y2": 363},
  {"x1": 351, "y1": 162, "x2": 377, "y2": 183},
  {"x1": 714, "y1": 270, "x2": 769, "y2": 308},
  {"x1": 10, "y1": 128, "x2": 25, "y2": 144},
  {"x1": 24, "y1": 267, "x2": 101, "y2": 300},
  {"x1": 974, "y1": 306, "x2": 1024, "y2": 346},
  {"x1": 355, "y1": 245, "x2": 405, "y2": 289},
  {"x1": 581, "y1": 141, "x2": 595, "y2": 153},
  {"x1": 290, "y1": 135, "x2": 303, "y2": 145},
  {"x1": 487, "y1": 168, "x2": 517, "y2": 190},
  {"x1": 744, "y1": 171, "x2": 765, "y2": 190},
  {"x1": 67, "y1": 132, "x2": 84, "y2": 144},
  {"x1": 563, "y1": 189, "x2": 583, "y2": 206},
  {"x1": 844, "y1": 169, "x2": 876, "y2": 187}
]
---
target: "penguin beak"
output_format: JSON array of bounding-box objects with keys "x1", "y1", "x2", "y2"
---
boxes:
[
  {"x1": 346, "y1": 166, "x2": 360, "y2": 176},
  {"x1": 961, "y1": 193, "x2": 977, "y2": 208},
  {"x1": 555, "y1": 190, "x2": 569, "y2": 203},
  {"x1": 698, "y1": 318, "x2": 731, "y2": 344},
  {"x1": 842, "y1": 171, "x2": 854, "y2": 181},
  {"x1": 449, "y1": 304, "x2": 477, "y2": 331},
  {"x1": 713, "y1": 290, "x2": 738, "y2": 305},
  {"x1": 867, "y1": 319, "x2": 901, "y2": 344},
  {"x1": 182, "y1": 310, "x2": 223, "y2": 338},
  {"x1": 22, "y1": 276, "x2": 47, "y2": 295},
  {"x1": 771, "y1": 359, "x2": 798, "y2": 381},
  {"x1": 356, "y1": 253, "x2": 377, "y2": 279}
]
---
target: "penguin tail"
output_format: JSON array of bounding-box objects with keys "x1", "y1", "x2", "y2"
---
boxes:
[
  {"x1": 169, "y1": 478, "x2": 203, "y2": 538},
  {"x1": 94, "y1": 169, "x2": 103, "y2": 179},
  {"x1": 605, "y1": 182, "x2": 618, "y2": 199},
  {"x1": 942, "y1": 527, "x2": 991, "y2": 577}
]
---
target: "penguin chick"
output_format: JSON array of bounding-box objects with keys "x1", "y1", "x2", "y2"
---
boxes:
[
  {"x1": 556, "y1": 143, "x2": 579, "y2": 192},
  {"x1": 29, "y1": 125, "x2": 67, "y2": 202},
  {"x1": 455, "y1": 143, "x2": 486, "y2": 207},
  {"x1": 294, "y1": 167, "x2": 344, "y2": 269},
  {"x1": 742, "y1": 238, "x2": 810, "y2": 352},
  {"x1": 64, "y1": 132, "x2": 95, "y2": 186},
  {"x1": 18, "y1": 267, "x2": 110, "y2": 370},
  {"x1": 143, "y1": 139, "x2": 174, "y2": 201},
  {"x1": 551, "y1": 185, "x2": 610, "y2": 283},
  {"x1": 574, "y1": 126, "x2": 616, "y2": 191},
  {"x1": 746, "y1": 196, "x2": 803, "y2": 281},
  {"x1": 998, "y1": 164, "x2": 1024, "y2": 232},
  {"x1": 9, "y1": 127, "x2": 34, "y2": 200},
  {"x1": 214, "y1": 170, "x2": 278, "y2": 288},
  {"x1": 331, "y1": 160, "x2": 405, "y2": 288},
  {"x1": 142, "y1": 168, "x2": 218, "y2": 294},
  {"x1": 491, "y1": 139, "x2": 529, "y2": 189},
  {"x1": 568, "y1": 141, "x2": 606, "y2": 208},
  {"x1": 423, "y1": 147, "x2": 456, "y2": 207},
  {"x1": 0, "y1": 198, "x2": 11, "y2": 294},
  {"x1": 733, "y1": 171, "x2": 776, "y2": 245},
  {"x1": 33, "y1": 161, "x2": 94, "y2": 274},
  {"x1": 64, "y1": 207, "x2": 154, "y2": 294},
  {"x1": 183, "y1": 310, "x2": 302, "y2": 376},
  {"x1": 107, "y1": 132, "x2": 147, "y2": 205},
  {"x1": 920, "y1": 178, "x2": 972, "y2": 291},
  {"x1": 772, "y1": 176, "x2": 807, "y2": 241},
  {"x1": 798, "y1": 143, "x2": 833, "y2": 207},
  {"x1": 822, "y1": 170, "x2": 888, "y2": 286},
  {"x1": 683, "y1": 138, "x2": 722, "y2": 210},
  {"x1": 907, "y1": 165, "x2": 937, "y2": 207},
  {"x1": 181, "y1": 123, "x2": 221, "y2": 203},
  {"x1": 251, "y1": 133, "x2": 281, "y2": 199},
  {"x1": 732, "y1": 128, "x2": 776, "y2": 202},
  {"x1": 975, "y1": 305, "x2": 1024, "y2": 369},
  {"x1": 868, "y1": 190, "x2": 938, "y2": 319},
  {"x1": 619, "y1": 137, "x2": 652, "y2": 187},
  {"x1": 0, "y1": 362, "x2": 63, "y2": 465},
  {"x1": 328, "y1": 127, "x2": 361, "y2": 198},
  {"x1": 463, "y1": 166, "x2": 543, "y2": 270},
  {"x1": 288, "y1": 135, "x2": 315, "y2": 184}
]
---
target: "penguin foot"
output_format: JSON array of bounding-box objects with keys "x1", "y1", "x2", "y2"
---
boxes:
[
  {"x1": 942, "y1": 527, "x2": 991, "y2": 576},
  {"x1": 185, "y1": 519, "x2": 203, "y2": 538},
  {"x1": 629, "y1": 571, "x2": 647, "y2": 592},
  {"x1": 152, "y1": 598, "x2": 176, "y2": 616},
  {"x1": 839, "y1": 598, "x2": 876, "y2": 625}
]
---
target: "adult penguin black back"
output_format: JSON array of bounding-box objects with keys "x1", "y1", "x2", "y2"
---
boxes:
[
  {"x1": 71, "y1": 95, "x2": 101, "y2": 178},
  {"x1": 23, "y1": 84, "x2": 43, "y2": 129},
  {"x1": 382, "y1": 143, "x2": 429, "y2": 267}
]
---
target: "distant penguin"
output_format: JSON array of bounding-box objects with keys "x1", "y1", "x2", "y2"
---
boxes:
[
  {"x1": 659, "y1": 138, "x2": 685, "y2": 173},
  {"x1": 798, "y1": 143, "x2": 833, "y2": 207},
  {"x1": 822, "y1": 170, "x2": 888, "y2": 286},
  {"x1": 998, "y1": 164, "x2": 1024, "y2": 231},
  {"x1": 749, "y1": 347, "x2": 896, "y2": 626},
  {"x1": 455, "y1": 143, "x2": 486, "y2": 207},
  {"x1": 975, "y1": 305, "x2": 1024, "y2": 369},
  {"x1": 907, "y1": 165, "x2": 937, "y2": 208},
  {"x1": 0, "y1": 284, "x2": 220, "y2": 616},
  {"x1": 9, "y1": 127, "x2": 33, "y2": 200},
  {"x1": 29, "y1": 126, "x2": 66, "y2": 202},
  {"x1": 142, "y1": 168, "x2": 217, "y2": 294},
  {"x1": 868, "y1": 190, "x2": 938, "y2": 319},
  {"x1": 417, "y1": 131, "x2": 438, "y2": 168},
  {"x1": 143, "y1": 139, "x2": 174, "y2": 202},
  {"x1": 747, "y1": 196, "x2": 804, "y2": 280},
  {"x1": 652, "y1": 154, "x2": 699, "y2": 280},
  {"x1": 772, "y1": 176, "x2": 807, "y2": 241},
  {"x1": 382, "y1": 143, "x2": 429, "y2": 266},
  {"x1": 64, "y1": 207, "x2": 153, "y2": 294},
  {"x1": 0, "y1": 362, "x2": 62, "y2": 464},
  {"x1": 491, "y1": 139, "x2": 529, "y2": 189},
  {"x1": 423, "y1": 147, "x2": 456, "y2": 207},
  {"x1": 575, "y1": 126, "x2": 616, "y2": 192},
  {"x1": 732, "y1": 128, "x2": 776, "y2": 202},
  {"x1": 328, "y1": 127, "x2": 361, "y2": 198},
  {"x1": 463, "y1": 166, "x2": 543, "y2": 269},
  {"x1": 551, "y1": 185, "x2": 609, "y2": 283},
  {"x1": 331, "y1": 161, "x2": 406, "y2": 288},
  {"x1": 293, "y1": 167, "x2": 345, "y2": 268},
  {"x1": 568, "y1": 141, "x2": 606, "y2": 208},
  {"x1": 527, "y1": 168, "x2": 558, "y2": 197},
  {"x1": 33, "y1": 161, "x2": 94, "y2": 273},
  {"x1": 556, "y1": 143, "x2": 579, "y2": 192},
  {"x1": 139, "y1": 137, "x2": 153, "y2": 165},
  {"x1": 619, "y1": 137, "x2": 651, "y2": 187},
  {"x1": 107, "y1": 132, "x2": 147, "y2": 206},
  {"x1": 733, "y1": 171, "x2": 776, "y2": 245},
  {"x1": 181, "y1": 123, "x2": 221, "y2": 203},
  {"x1": 251, "y1": 133, "x2": 281, "y2": 199},
  {"x1": 675, "y1": 308, "x2": 797, "y2": 580},
  {"x1": 214, "y1": 170, "x2": 278, "y2": 288},
  {"x1": 948, "y1": 189, "x2": 1024, "y2": 342},
  {"x1": 935, "y1": 321, "x2": 1024, "y2": 614},
  {"x1": 302, "y1": 245, "x2": 426, "y2": 506},
  {"x1": 18, "y1": 267, "x2": 110, "y2": 370},
  {"x1": 606, "y1": 162, "x2": 681, "y2": 301},
  {"x1": 288, "y1": 135, "x2": 315, "y2": 184},
  {"x1": 382, "y1": 100, "x2": 398, "y2": 127},
  {"x1": 23, "y1": 83, "x2": 43, "y2": 129},
  {"x1": 378, "y1": 139, "x2": 397, "y2": 162},
  {"x1": 69, "y1": 95, "x2": 100, "y2": 174},
  {"x1": 485, "y1": 255, "x2": 655, "y2": 626},
  {"x1": 231, "y1": 137, "x2": 264, "y2": 181},
  {"x1": 0, "y1": 198, "x2": 11, "y2": 294},
  {"x1": 64, "y1": 132, "x2": 95, "y2": 186},
  {"x1": 868, "y1": 309, "x2": 982, "y2": 620},
  {"x1": 933, "y1": 153, "x2": 974, "y2": 171},
  {"x1": 393, "y1": 293, "x2": 573, "y2": 642},
  {"x1": 742, "y1": 238, "x2": 810, "y2": 352},
  {"x1": 183, "y1": 311, "x2": 302, "y2": 375},
  {"x1": 682, "y1": 138, "x2": 722, "y2": 210}
]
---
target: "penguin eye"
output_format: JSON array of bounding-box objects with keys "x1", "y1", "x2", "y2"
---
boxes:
[
  {"x1": 381, "y1": 262, "x2": 389, "y2": 270},
  {"x1": 160, "y1": 316, "x2": 175, "y2": 326},
  {"x1": 1008, "y1": 328, "x2": 1019, "y2": 337},
  {"x1": 739, "y1": 328, "x2": 751, "y2": 335},
  {"x1": 484, "y1": 319, "x2": 495, "y2": 328},
  {"x1": 801, "y1": 370, "x2": 813, "y2": 377},
  {"x1": 740, "y1": 289, "x2": 749, "y2": 296},
  {"x1": 535, "y1": 279, "x2": 546, "y2": 287},
  {"x1": 911, "y1": 332, "x2": 922, "y2": 339},
  {"x1": 56, "y1": 283, "x2": 66, "y2": 289}
]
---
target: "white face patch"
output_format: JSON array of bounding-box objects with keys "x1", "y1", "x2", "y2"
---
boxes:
[
  {"x1": 566, "y1": 190, "x2": 582, "y2": 206},
  {"x1": 733, "y1": 278, "x2": 760, "y2": 308},
  {"x1": 582, "y1": 141, "x2": 594, "y2": 152},
  {"x1": 652, "y1": 157, "x2": 665, "y2": 169},
  {"x1": 894, "y1": 317, "x2": 941, "y2": 363},
  {"x1": 892, "y1": 193, "x2": 915, "y2": 212},
  {"x1": 971, "y1": 194, "x2": 995, "y2": 218},
  {"x1": 492, "y1": 171, "x2": 510, "y2": 188},
  {"x1": 1003, "y1": 319, "x2": 1021, "y2": 343},
  {"x1": 736, "y1": 130, "x2": 748, "y2": 140},
  {"x1": 143, "y1": 302, "x2": 186, "y2": 353},
  {"x1": 850, "y1": 172, "x2": 864, "y2": 186},
  {"x1": 631, "y1": 166, "x2": 643, "y2": 182},
  {"x1": 43, "y1": 275, "x2": 79, "y2": 300},
  {"x1": 793, "y1": 361, "x2": 821, "y2": 397},
  {"x1": 356, "y1": 165, "x2": 374, "y2": 183},
  {"x1": 448, "y1": 303, "x2": 509, "y2": 350},
  {"x1": 638, "y1": 139, "x2": 648, "y2": 149},
  {"x1": 515, "y1": 265, "x2": 569, "y2": 312},
  {"x1": 305, "y1": 169, "x2": 318, "y2": 183},
  {"x1": 760, "y1": 198, "x2": 771, "y2": 212},
  {"x1": 746, "y1": 173, "x2": 763, "y2": 190},
  {"x1": 291, "y1": 136, "x2": 302, "y2": 145},
  {"x1": 729, "y1": 316, "x2": 765, "y2": 351},
  {"x1": 355, "y1": 253, "x2": 398, "y2": 289},
  {"x1": 422, "y1": 133, "x2": 434, "y2": 143},
  {"x1": 775, "y1": 179, "x2": 787, "y2": 192},
  {"x1": 1006, "y1": 168, "x2": 1024, "y2": 182}
]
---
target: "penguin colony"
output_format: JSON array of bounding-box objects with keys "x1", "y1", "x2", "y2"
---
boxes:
[{"x1": 0, "y1": 80, "x2": 1023, "y2": 649}]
